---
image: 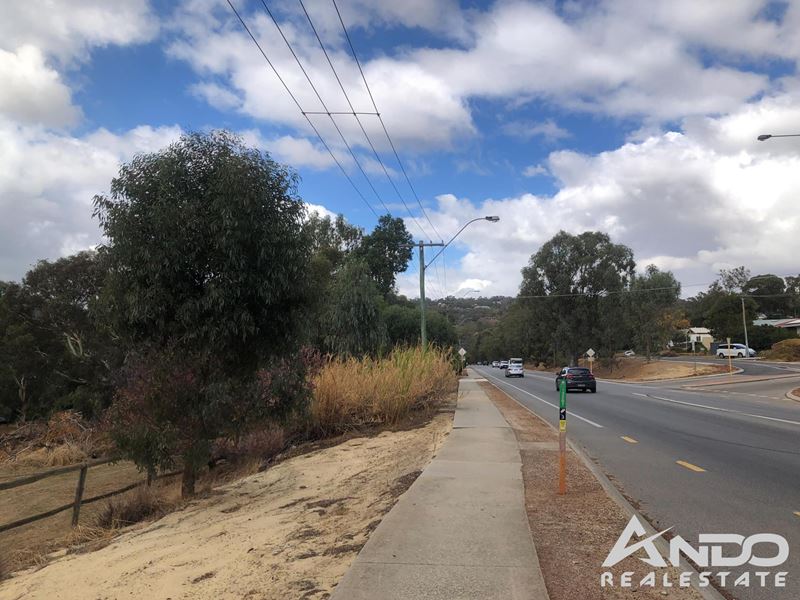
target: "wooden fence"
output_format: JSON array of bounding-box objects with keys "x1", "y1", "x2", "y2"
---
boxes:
[{"x1": 0, "y1": 459, "x2": 180, "y2": 534}]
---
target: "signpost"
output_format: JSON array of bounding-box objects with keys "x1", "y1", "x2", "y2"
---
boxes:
[
  {"x1": 726, "y1": 337, "x2": 733, "y2": 374},
  {"x1": 586, "y1": 348, "x2": 595, "y2": 374},
  {"x1": 458, "y1": 347, "x2": 467, "y2": 374},
  {"x1": 558, "y1": 378, "x2": 567, "y2": 495}
]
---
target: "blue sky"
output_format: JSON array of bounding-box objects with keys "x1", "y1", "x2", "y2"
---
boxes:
[{"x1": 2, "y1": 0, "x2": 800, "y2": 298}]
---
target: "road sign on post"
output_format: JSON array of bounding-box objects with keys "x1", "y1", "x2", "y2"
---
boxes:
[
  {"x1": 586, "y1": 348, "x2": 595, "y2": 374},
  {"x1": 458, "y1": 348, "x2": 466, "y2": 358},
  {"x1": 558, "y1": 378, "x2": 567, "y2": 495}
]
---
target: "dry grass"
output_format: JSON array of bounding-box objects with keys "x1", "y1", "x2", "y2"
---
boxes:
[
  {"x1": 763, "y1": 338, "x2": 800, "y2": 361},
  {"x1": 94, "y1": 484, "x2": 179, "y2": 530},
  {"x1": 310, "y1": 346, "x2": 457, "y2": 435}
]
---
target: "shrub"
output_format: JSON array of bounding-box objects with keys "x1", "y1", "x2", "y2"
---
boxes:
[
  {"x1": 95, "y1": 485, "x2": 173, "y2": 529},
  {"x1": 211, "y1": 427, "x2": 285, "y2": 467},
  {"x1": 310, "y1": 346, "x2": 456, "y2": 435}
]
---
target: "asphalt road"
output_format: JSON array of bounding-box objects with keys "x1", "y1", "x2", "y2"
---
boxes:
[{"x1": 473, "y1": 364, "x2": 800, "y2": 600}]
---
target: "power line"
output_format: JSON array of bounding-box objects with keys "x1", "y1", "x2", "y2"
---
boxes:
[
  {"x1": 331, "y1": 0, "x2": 442, "y2": 242},
  {"x1": 296, "y1": 0, "x2": 431, "y2": 243},
  {"x1": 225, "y1": 0, "x2": 379, "y2": 218},
  {"x1": 257, "y1": 0, "x2": 394, "y2": 217}
]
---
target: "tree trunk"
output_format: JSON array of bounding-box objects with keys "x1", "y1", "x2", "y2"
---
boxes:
[{"x1": 181, "y1": 462, "x2": 196, "y2": 498}]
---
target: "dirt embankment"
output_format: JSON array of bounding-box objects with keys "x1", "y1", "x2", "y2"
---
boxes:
[
  {"x1": 1, "y1": 411, "x2": 453, "y2": 600},
  {"x1": 479, "y1": 381, "x2": 703, "y2": 600},
  {"x1": 527, "y1": 357, "x2": 728, "y2": 381}
]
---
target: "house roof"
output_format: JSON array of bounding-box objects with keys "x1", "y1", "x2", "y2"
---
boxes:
[
  {"x1": 754, "y1": 318, "x2": 800, "y2": 328},
  {"x1": 688, "y1": 327, "x2": 711, "y2": 334}
]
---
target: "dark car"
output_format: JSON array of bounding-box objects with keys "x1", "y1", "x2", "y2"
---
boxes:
[{"x1": 555, "y1": 367, "x2": 596, "y2": 393}]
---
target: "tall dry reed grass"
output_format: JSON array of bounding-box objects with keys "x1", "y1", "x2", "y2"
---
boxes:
[{"x1": 310, "y1": 346, "x2": 456, "y2": 435}]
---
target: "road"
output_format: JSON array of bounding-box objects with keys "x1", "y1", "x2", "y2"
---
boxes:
[{"x1": 473, "y1": 363, "x2": 800, "y2": 600}]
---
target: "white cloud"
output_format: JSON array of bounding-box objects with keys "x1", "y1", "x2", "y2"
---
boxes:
[
  {"x1": 502, "y1": 119, "x2": 570, "y2": 142},
  {"x1": 0, "y1": 46, "x2": 80, "y2": 127},
  {"x1": 404, "y1": 93, "x2": 800, "y2": 298},
  {"x1": 169, "y1": 0, "x2": 797, "y2": 156},
  {"x1": 0, "y1": 0, "x2": 158, "y2": 64},
  {"x1": 0, "y1": 0, "x2": 158, "y2": 128},
  {"x1": 0, "y1": 121, "x2": 182, "y2": 281},
  {"x1": 522, "y1": 164, "x2": 548, "y2": 177}
]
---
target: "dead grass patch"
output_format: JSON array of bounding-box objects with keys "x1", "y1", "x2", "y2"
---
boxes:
[{"x1": 94, "y1": 484, "x2": 179, "y2": 529}]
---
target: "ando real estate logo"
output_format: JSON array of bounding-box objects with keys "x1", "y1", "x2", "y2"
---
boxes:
[{"x1": 600, "y1": 516, "x2": 789, "y2": 590}]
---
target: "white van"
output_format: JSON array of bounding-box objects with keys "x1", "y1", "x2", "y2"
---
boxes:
[{"x1": 716, "y1": 343, "x2": 756, "y2": 358}]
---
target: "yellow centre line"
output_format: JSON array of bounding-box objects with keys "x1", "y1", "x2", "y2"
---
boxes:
[
  {"x1": 621, "y1": 436, "x2": 638, "y2": 444},
  {"x1": 676, "y1": 460, "x2": 706, "y2": 473}
]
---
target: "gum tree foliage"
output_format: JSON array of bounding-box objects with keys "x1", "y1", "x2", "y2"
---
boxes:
[
  {"x1": 0, "y1": 252, "x2": 114, "y2": 421},
  {"x1": 354, "y1": 215, "x2": 413, "y2": 296},
  {"x1": 743, "y1": 274, "x2": 790, "y2": 318},
  {"x1": 303, "y1": 212, "x2": 362, "y2": 346},
  {"x1": 382, "y1": 299, "x2": 458, "y2": 348},
  {"x1": 625, "y1": 265, "x2": 682, "y2": 360},
  {"x1": 324, "y1": 258, "x2": 386, "y2": 356},
  {"x1": 94, "y1": 131, "x2": 312, "y2": 496},
  {"x1": 518, "y1": 231, "x2": 636, "y2": 364},
  {"x1": 705, "y1": 294, "x2": 757, "y2": 342}
]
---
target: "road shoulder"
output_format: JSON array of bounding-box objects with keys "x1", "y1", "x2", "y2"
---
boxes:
[{"x1": 478, "y1": 379, "x2": 708, "y2": 600}]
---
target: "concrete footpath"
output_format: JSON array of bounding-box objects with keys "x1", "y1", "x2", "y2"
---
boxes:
[{"x1": 331, "y1": 377, "x2": 549, "y2": 600}]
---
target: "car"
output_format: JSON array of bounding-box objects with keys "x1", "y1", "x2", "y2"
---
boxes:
[
  {"x1": 491, "y1": 360, "x2": 500, "y2": 368},
  {"x1": 623, "y1": 350, "x2": 635, "y2": 357},
  {"x1": 499, "y1": 360, "x2": 509, "y2": 369},
  {"x1": 505, "y1": 358, "x2": 524, "y2": 377},
  {"x1": 716, "y1": 343, "x2": 756, "y2": 358},
  {"x1": 555, "y1": 366, "x2": 596, "y2": 393}
]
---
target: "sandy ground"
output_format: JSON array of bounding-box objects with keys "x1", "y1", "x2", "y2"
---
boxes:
[
  {"x1": 527, "y1": 357, "x2": 728, "y2": 381},
  {"x1": 479, "y1": 381, "x2": 704, "y2": 600},
  {"x1": 0, "y1": 411, "x2": 452, "y2": 600}
]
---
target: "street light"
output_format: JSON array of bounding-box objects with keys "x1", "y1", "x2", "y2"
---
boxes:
[
  {"x1": 418, "y1": 216, "x2": 499, "y2": 346},
  {"x1": 757, "y1": 133, "x2": 800, "y2": 141}
]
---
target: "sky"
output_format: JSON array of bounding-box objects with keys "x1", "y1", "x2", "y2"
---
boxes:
[{"x1": 1, "y1": 0, "x2": 800, "y2": 299}]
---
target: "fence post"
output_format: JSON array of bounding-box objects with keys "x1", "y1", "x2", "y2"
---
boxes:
[{"x1": 71, "y1": 465, "x2": 88, "y2": 527}]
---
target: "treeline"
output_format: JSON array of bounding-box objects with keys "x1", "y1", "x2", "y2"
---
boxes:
[
  {"x1": 460, "y1": 232, "x2": 800, "y2": 365},
  {"x1": 0, "y1": 132, "x2": 457, "y2": 495}
]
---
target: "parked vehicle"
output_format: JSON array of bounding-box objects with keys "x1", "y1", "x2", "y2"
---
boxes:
[
  {"x1": 499, "y1": 360, "x2": 509, "y2": 369},
  {"x1": 716, "y1": 343, "x2": 756, "y2": 358},
  {"x1": 555, "y1": 367, "x2": 596, "y2": 393},
  {"x1": 506, "y1": 358, "x2": 524, "y2": 377}
]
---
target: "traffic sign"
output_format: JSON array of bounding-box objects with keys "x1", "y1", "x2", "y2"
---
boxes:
[
  {"x1": 458, "y1": 347, "x2": 467, "y2": 357},
  {"x1": 586, "y1": 348, "x2": 595, "y2": 358}
]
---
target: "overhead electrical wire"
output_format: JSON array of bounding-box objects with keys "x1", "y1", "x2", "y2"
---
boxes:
[
  {"x1": 225, "y1": 0, "x2": 379, "y2": 218},
  {"x1": 257, "y1": 0, "x2": 395, "y2": 217},
  {"x1": 331, "y1": 0, "x2": 442, "y2": 243},
  {"x1": 297, "y1": 0, "x2": 432, "y2": 243},
  {"x1": 330, "y1": 0, "x2": 450, "y2": 294}
]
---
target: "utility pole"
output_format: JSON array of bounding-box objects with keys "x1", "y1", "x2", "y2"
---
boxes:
[
  {"x1": 741, "y1": 297, "x2": 750, "y2": 358},
  {"x1": 419, "y1": 241, "x2": 426, "y2": 346},
  {"x1": 414, "y1": 216, "x2": 500, "y2": 347}
]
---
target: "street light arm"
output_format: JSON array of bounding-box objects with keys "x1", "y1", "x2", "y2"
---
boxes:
[
  {"x1": 757, "y1": 133, "x2": 800, "y2": 141},
  {"x1": 425, "y1": 216, "x2": 498, "y2": 269}
]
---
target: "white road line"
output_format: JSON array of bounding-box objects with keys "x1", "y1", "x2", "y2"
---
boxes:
[
  {"x1": 481, "y1": 370, "x2": 604, "y2": 428},
  {"x1": 632, "y1": 392, "x2": 800, "y2": 427}
]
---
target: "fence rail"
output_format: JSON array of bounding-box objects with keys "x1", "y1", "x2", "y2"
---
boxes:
[{"x1": 0, "y1": 458, "x2": 180, "y2": 534}]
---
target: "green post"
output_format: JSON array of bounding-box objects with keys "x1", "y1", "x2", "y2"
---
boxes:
[{"x1": 419, "y1": 240, "x2": 427, "y2": 347}]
